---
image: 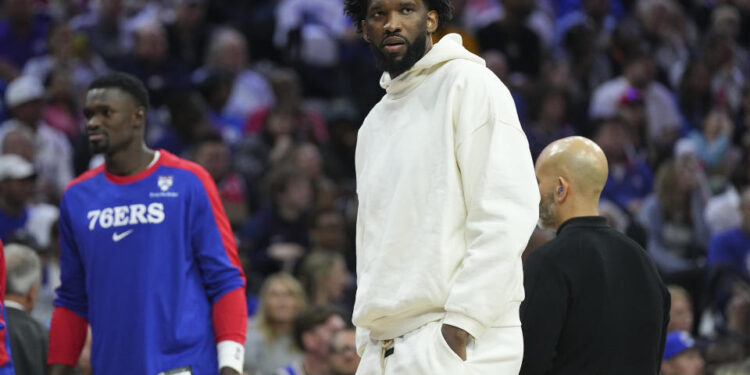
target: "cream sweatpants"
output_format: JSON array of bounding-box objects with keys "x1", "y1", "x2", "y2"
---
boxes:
[{"x1": 355, "y1": 320, "x2": 523, "y2": 375}]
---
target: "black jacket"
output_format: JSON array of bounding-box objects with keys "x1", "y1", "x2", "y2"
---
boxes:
[
  {"x1": 7, "y1": 305, "x2": 48, "y2": 375},
  {"x1": 520, "y1": 217, "x2": 670, "y2": 375}
]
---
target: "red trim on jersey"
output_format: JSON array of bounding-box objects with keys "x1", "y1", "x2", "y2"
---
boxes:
[
  {"x1": 212, "y1": 287, "x2": 247, "y2": 343},
  {"x1": 104, "y1": 151, "x2": 164, "y2": 184},
  {"x1": 48, "y1": 306, "x2": 88, "y2": 366},
  {"x1": 66, "y1": 164, "x2": 105, "y2": 191},
  {"x1": 161, "y1": 151, "x2": 246, "y2": 284}
]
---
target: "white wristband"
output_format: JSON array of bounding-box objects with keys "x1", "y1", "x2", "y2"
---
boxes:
[{"x1": 217, "y1": 340, "x2": 244, "y2": 373}]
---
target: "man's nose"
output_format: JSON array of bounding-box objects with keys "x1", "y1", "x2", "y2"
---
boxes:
[{"x1": 383, "y1": 13, "x2": 403, "y2": 33}]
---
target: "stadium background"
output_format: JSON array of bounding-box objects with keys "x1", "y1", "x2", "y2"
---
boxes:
[{"x1": 0, "y1": 0, "x2": 747, "y2": 373}]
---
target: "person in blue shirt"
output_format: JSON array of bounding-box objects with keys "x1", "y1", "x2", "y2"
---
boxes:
[
  {"x1": 48, "y1": 72, "x2": 247, "y2": 375},
  {"x1": 708, "y1": 187, "x2": 750, "y2": 280}
]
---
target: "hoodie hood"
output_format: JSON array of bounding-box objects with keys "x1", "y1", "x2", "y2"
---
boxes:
[{"x1": 380, "y1": 33, "x2": 486, "y2": 97}]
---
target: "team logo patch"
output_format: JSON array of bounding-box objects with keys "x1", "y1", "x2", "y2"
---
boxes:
[{"x1": 158, "y1": 175, "x2": 173, "y2": 192}]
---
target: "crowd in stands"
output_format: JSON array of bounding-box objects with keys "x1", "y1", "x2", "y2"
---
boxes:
[{"x1": 0, "y1": 0, "x2": 746, "y2": 374}]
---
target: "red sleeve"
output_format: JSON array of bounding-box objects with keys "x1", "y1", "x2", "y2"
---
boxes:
[
  {"x1": 212, "y1": 287, "x2": 247, "y2": 344},
  {"x1": 48, "y1": 306, "x2": 88, "y2": 366}
]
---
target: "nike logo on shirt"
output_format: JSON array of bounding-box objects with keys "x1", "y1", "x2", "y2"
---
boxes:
[{"x1": 112, "y1": 229, "x2": 134, "y2": 242}]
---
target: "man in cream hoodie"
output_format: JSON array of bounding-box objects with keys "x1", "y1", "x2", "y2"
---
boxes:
[{"x1": 344, "y1": 0, "x2": 540, "y2": 373}]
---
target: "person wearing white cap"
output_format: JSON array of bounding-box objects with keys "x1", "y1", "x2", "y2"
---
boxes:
[
  {"x1": 0, "y1": 154, "x2": 58, "y2": 250},
  {"x1": 0, "y1": 75, "x2": 73, "y2": 202}
]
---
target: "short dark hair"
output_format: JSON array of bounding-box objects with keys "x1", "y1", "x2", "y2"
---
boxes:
[
  {"x1": 88, "y1": 72, "x2": 150, "y2": 111},
  {"x1": 293, "y1": 305, "x2": 344, "y2": 351},
  {"x1": 344, "y1": 0, "x2": 454, "y2": 33}
]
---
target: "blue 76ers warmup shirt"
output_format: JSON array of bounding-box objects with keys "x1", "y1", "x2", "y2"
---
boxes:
[{"x1": 54, "y1": 150, "x2": 245, "y2": 374}]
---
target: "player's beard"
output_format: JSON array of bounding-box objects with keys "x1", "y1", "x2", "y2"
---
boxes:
[
  {"x1": 87, "y1": 132, "x2": 108, "y2": 154},
  {"x1": 370, "y1": 31, "x2": 428, "y2": 78},
  {"x1": 538, "y1": 191, "x2": 557, "y2": 230}
]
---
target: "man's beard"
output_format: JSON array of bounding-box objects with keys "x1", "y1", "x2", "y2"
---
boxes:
[
  {"x1": 538, "y1": 192, "x2": 557, "y2": 230},
  {"x1": 370, "y1": 32, "x2": 428, "y2": 78}
]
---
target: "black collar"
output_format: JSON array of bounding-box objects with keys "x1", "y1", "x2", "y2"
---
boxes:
[{"x1": 556, "y1": 216, "x2": 609, "y2": 236}]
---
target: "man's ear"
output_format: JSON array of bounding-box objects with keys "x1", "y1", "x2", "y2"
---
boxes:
[
  {"x1": 555, "y1": 177, "x2": 569, "y2": 204},
  {"x1": 134, "y1": 107, "x2": 145, "y2": 128},
  {"x1": 426, "y1": 10, "x2": 438, "y2": 33},
  {"x1": 361, "y1": 21, "x2": 370, "y2": 43}
]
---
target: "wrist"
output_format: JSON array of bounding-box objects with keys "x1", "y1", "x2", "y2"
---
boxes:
[{"x1": 217, "y1": 340, "x2": 244, "y2": 374}]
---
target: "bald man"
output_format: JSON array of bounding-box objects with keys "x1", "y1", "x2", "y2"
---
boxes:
[{"x1": 520, "y1": 136, "x2": 670, "y2": 375}]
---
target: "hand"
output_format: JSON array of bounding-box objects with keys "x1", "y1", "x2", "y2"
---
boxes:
[
  {"x1": 220, "y1": 367, "x2": 241, "y2": 375},
  {"x1": 441, "y1": 324, "x2": 469, "y2": 361}
]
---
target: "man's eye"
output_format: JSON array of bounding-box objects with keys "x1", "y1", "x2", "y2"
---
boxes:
[
  {"x1": 402, "y1": 8, "x2": 414, "y2": 14},
  {"x1": 371, "y1": 11, "x2": 383, "y2": 18}
]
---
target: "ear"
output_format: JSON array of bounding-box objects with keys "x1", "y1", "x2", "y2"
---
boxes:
[
  {"x1": 555, "y1": 177, "x2": 569, "y2": 204},
  {"x1": 361, "y1": 21, "x2": 370, "y2": 43},
  {"x1": 426, "y1": 10, "x2": 438, "y2": 33},
  {"x1": 134, "y1": 106, "x2": 145, "y2": 128}
]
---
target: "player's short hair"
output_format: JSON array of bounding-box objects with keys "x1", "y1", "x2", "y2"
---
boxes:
[
  {"x1": 344, "y1": 0, "x2": 454, "y2": 33},
  {"x1": 88, "y1": 72, "x2": 150, "y2": 111},
  {"x1": 293, "y1": 305, "x2": 344, "y2": 351},
  {"x1": 4, "y1": 243, "x2": 41, "y2": 297}
]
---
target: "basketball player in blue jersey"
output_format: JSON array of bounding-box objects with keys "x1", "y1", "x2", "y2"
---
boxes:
[{"x1": 48, "y1": 73, "x2": 247, "y2": 375}]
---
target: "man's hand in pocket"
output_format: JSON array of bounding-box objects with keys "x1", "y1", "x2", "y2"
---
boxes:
[{"x1": 441, "y1": 324, "x2": 469, "y2": 361}]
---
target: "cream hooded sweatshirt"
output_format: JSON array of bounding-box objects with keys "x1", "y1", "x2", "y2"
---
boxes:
[{"x1": 353, "y1": 34, "x2": 540, "y2": 353}]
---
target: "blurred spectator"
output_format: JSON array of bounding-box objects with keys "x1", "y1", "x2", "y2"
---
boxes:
[
  {"x1": 327, "y1": 327, "x2": 359, "y2": 375},
  {"x1": 705, "y1": 182, "x2": 742, "y2": 237},
  {"x1": 524, "y1": 85, "x2": 575, "y2": 159},
  {"x1": 687, "y1": 109, "x2": 738, "y2": 190},
  {"x1": 308, "y1": 209, "x2": 352, "y2": 269},
  {"x1": 298, "y1": 251, "x2": 351, "y2": 314},
  {"x1": 431, "y1": 0, "x2": 480, "y2": 54},
  {"x1": 291, "y1": 143, "x2": 337, "y2": 210},
  {"x1": 69, "y1": 0, "x2": 134, "y2": 65},
  {"x1": 0, "y1": 0, "x2": 50, "y2": 82},
  {"x1": 598, "y1": 199, "x2": 647, "y2": 246},
  {"x1": 273, "y1": 0, "x2": 349, "y2": 97},
  {"x1": 245, "y1": 273, "x2": 306, "y2": 375},
  {"x1": 321, "y1": 101, "x2": 358, "y2": 185},
  {"x1": 278, "y1": 305, "x2": 345, "y2": 375},
  {"x1": 639, "y1": 157, "x2": 710, "y2": 276},
  {"x1": 41, "y1": 68, "x2": 86, "y2": 140},
  {"x1": 2, "y1": 127, "x2": 35, "y2": 165},
  {"x1": 4, "y1": 242, "x2": 46, "y2": 375},
  {"x1": 165, "y1": 0, "x2": 210, "y2": 70},
  {"x1": 23, "y1": 23, "x2": 109, "y2": 102},
  {"x1": 595, "y1": 117, "x2": 653, "y2": 214},
  {"x1": 589, "y1": 47, "x2": 681, "y2": 148},
  {"x1": 153, "y1": 90, "x2": 214, "y2": 156},
  {"x1": 477, "y1": 0, "x2": 542, "y2": 80},
  {"x1": 703, "y1": 32, "x2": 747, "y2": 116},
  {"x1": 237, "y1": 69, "x2": 328, "y2": 199},
  {"x1": 668, "y1": 285, "x2": 694, "y2": 333},
  {"x1": 661, "y1": 331, "x2": 705, "y2": 375},
  {"x1": 242, "y1": 164, "x2": 312, "y2": 277},
  {"x1": 708, "y1": 187, "x2": 750, "y2": 281},
  {"x1": 556, "y1": 0, "x2": 616, "y2": 50},
  {"x1": 192, "y1": 134, "x2": 248, "y2": 229},
  {"x1": 113, "y1": 20, "x2": 190, "y2": 108},
  {"x1": 195, "y1": 26, "x2": 274, "y2": 125},
  {"x1": 678, "y1": 60, "x2": 714, "y2": 131},
  {"x1": 244, "y1": 68, "x2": 327, "y2": 144},
  {"x1": 0, "y1": 75, "x2": 73, "y2": 200},
  {"x1": 0, "y1": 155, "x2": 58, "y2": 251},
  {"x1": 637, "y1": 0, "x2": 695, "y2": 87}
]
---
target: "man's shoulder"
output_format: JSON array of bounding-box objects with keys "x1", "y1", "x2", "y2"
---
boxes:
[
  {"x1": 6, "y1": 307, "x2": 46, "y2": 334},
  {"x1": 64, "y1": 165, "x2": 105, "y2": 194}
]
